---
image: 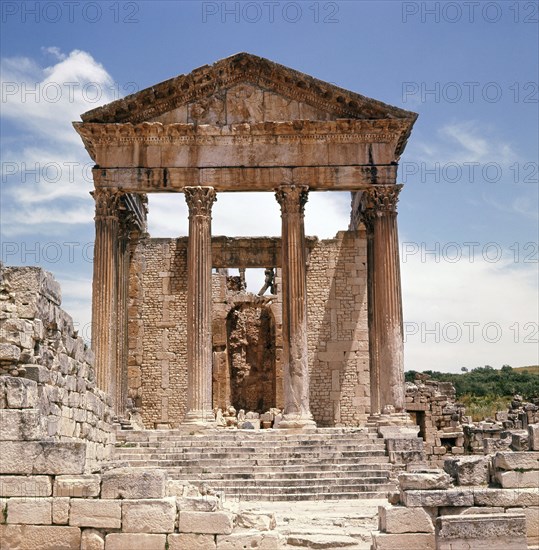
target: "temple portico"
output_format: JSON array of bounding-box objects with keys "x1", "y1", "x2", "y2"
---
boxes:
[{"x1": 74, "y1": 53, "x2": 417, "y2": 428}]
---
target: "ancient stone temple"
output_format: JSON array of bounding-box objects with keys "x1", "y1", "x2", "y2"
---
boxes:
[{"x1": 73, "y1": 53, "x2": 418, "y2": 429}]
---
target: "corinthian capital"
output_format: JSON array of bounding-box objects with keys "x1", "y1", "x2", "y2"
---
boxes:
[
  {"x1": 363, "y1": 184, "x2": 403, "y2": 216},
  {"x1": 91, "y1": 188, "x2": 123, "y2": 218},
  {"x1": 275, "y1": 184, "x2": 309, "y2": 215},
  {"x1": 184, "y1": 186, "x2": 217, "y2": 217}
]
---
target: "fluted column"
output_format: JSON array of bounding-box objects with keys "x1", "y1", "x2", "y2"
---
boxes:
[
  {"x1": 91, "y1": 188, "x2": 121, "y2": 399},
  {"x1": 275, "y1": 184, "x2": 316, "y2": 429},
  {"x1": 363, "y1": 184, "x2": 405, "y2": 412},
  {"x1": 183, "y1": 186, "x2": 217, "y2": 425}
]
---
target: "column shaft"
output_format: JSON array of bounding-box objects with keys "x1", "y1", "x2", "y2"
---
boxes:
[
  {"x1": 275, "y1": 185, "x2": 316, "y2": 429},
  {"x1": 184, "y1": 186, "x2": 217, "y2": 425},
  {"x1": 364, "y1": 185, "x2": 405, "y2": 412},
  {"x1": 91, "y1": 189, "x2": 121, "y2": 400}
]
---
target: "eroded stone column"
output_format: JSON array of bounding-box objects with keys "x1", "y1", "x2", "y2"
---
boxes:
[
  {"x1": 275, "y1": 184, "x2": 316, "y2": 429},
  {"x1": 363, "y1": 184, "x2": 405, "y2": 412},
  {"x1": 183, "y1": 186, "x2": 217, "y2": 425},
  {"x1": 91, "y1": 188, "x2": 121, "y2": 399}
]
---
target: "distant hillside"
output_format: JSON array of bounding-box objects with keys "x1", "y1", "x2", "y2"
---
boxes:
[{"x1": 405, "y1": 365, "x2": 539, "y2": 401}]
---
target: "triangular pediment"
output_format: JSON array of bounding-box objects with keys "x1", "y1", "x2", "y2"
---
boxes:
[{"x1": 81, "y1": 53, "x2": 417, "y2": 127}]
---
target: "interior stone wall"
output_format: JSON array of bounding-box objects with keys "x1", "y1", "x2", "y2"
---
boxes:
[
  {"x1": 129, "y1": 230, "x2": 370, "y2": 427},
  {"x1": 307, "y1": 230, "x2": 370, "y2": 426}
]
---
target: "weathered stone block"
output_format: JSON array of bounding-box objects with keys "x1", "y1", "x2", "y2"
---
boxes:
[
  {"x1": 378, "y1": 504, "x2": 434, "y2": 534},
  {"x1": 105, "y1": 533, "x2": 166, "y2": 550},
  {"x1": 0, "y1": 409, "x2": 44, "y2": 440},
  {"x1": 101, "y1": 467, "x2": 166, "y2": 499},
  {"x1": 179, "y1": 511, "x2": 234, "y2": 535},
  {"x1": 81, "y1": 528, "x2": 105, "y2": 550},
  {"x1": 435, "y1": 512, "x2": 527, "y2": 549},
  {"x1": 177, "y1": 496, "x2": 220, "y2": 512},
  {"x1": 529, "y1": 424, "x2": 539, "y2": 451},
  {"x1": 496, "y1": 470, "x2": 539, "y2": 488},
  {"x1": 398, "y1": 471, "x2": 451, "y2": 491},
  {"x1": 54, "y1": 475, "x2": 101, "y2": 497},
  {"x1": 402, "y1": 489, "x2": 473, "y2": 507},
  {"x1": 371, "y1": 532, "x2": 435, "y2": 550},
  {"x1": 122, "y1": 498, "x2": 176, "y2": 533},
  {"x1": 216, "y1": 532, "x2": 283, "y2": 549},
  {"x1": 7, "y1": 497, "x2": 52, "y2": 524},
  {"x1": 70, "y1": 499, "x2": 121, "y2": 529},
  {"x1": 0, "y1": 441, "x2": 86, "y2": 475},
  {"x1": 0, "y1": 524, "x2": 80, "y2": 549},
  {"x1": 444, "y1": 456, "x2": 489, "y2": 486},
  {"x1": 52, "y1": 497, "x2": 70, "y2": 525},
  {"x1": 0, "y1": 475, "x2": 52, "y2": 497},
  {"x1": 511, "y1": 431, "x2": 529, "y2": 451},
  {"x1": 0, "y1": 343, "x2": 21, "y2": 362},
  {"x1": 3, "y1": 377, "x2": 38, "y2": 408},
  {"x1": 235, "y1": 510, "x2": 276, "y2": 531},
  {"x1": 494, "y1": 451, "x2": 539, "y2": 471},
  {"x1": 168, "y1": 533, "x2": 216, "y2": 550},
  {"x1": 473, "y1": 488, "x2": 539, "y2": 507}
]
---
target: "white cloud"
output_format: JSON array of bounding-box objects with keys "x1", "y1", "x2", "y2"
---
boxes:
[{"x1": 401, "y1": 249, "x2": 539, "y2": 372}]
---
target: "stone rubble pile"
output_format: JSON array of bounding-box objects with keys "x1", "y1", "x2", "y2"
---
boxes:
[{"x1": 372, "y1": 434, "x2": 539, "y2": 550}]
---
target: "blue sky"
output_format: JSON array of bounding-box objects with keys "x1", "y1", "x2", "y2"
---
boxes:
[{"x1": 1, "y1": 1, "x2": 538, "y2": 372}]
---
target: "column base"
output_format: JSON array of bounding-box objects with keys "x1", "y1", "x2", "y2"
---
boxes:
[
  {"x1": 278, "y1": 414, "x2": 317, "y2": 430},
  {"x1": 182, "y1": 410, "x2": 216, "y2": 427}
]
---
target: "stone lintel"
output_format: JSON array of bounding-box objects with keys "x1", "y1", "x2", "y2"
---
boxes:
[{"x1": 92, "y1": 165, "x2": 398, "y2": 192}]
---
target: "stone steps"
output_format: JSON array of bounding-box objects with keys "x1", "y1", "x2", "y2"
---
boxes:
[{"x1": 113, "y1": 428, "x2": 395, "y2": 500}]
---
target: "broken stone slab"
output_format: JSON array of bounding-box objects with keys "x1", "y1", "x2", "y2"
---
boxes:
[
  {"x1": 54, "y1": 475, "x2": 101, "y2": 498},
  {"x1": 0, "y1": 409, "x2": 44, "y2": 440},
  {"x1": 0, "y1": 475, "x2": 52, "y2": 497},
  {"x1": 177, "y1": 495, "x2": 220, "y2": 512},
  {"x1": 494, "y1": 451, "x2": 539, "y2": 471},
  {"x1": 105, "y1": 533, "x2": 166, "y2": 550},
  {"x1": 435, "y1": 512, "x2": 527, "y2": 550},
  {"x1": 511, "y1": 430, "x2": 529, "y2": 451},
  {"x1": 402, "y1": 489, "x2": 474, "y2": 507},
  {"x1": 7, "y1": 497, "x2": 52, "y2": 525},
  {"x1": 473, "y1": 487, "x2": 539, "y2": 507},
  {"x1": 496, "y1": 470, "x2": 539, "y2": 488},
  {"x1": 178, "y1": 511, "x2": 234, "y2": 535},
  {"x1": 3, "y1": 266, "x2": 62, "y2": 305},
  {"x1": 235, "y1": 510, "x2": 276, "y2": 531},
  {"x1": 483, "y1": 435, "x2": 512, "y2": 454},
  {"x1": 398, "y1": 470, "x2": 452, "y2": 490},
  {"x1": 0, "y1": 524, "x2": 81, "y2": 550},
  {"x1": 0, "y1": 441, "x2": 86, "y2": 475},
  {"x1": 529, "y1": 424, "x2": 539, "y2": 451},
  {"x1": 80, "y1": 528, "x2": 105, "y2": 550},
  {"x1": 371, "y1": 532, "x2": 435, "y2": 550},
  {"x1": 439, "y1": 506, "x2": 504, "y2": 515},
  {"x1": 168, "y1": 532, "x2": 216, "y2": 550},
  {"x1": 287, "y1": 533, "x2": 359, "y2": 548},
  {"x1": 101, "y1": 467, "x2": 167, "y2": 499},
  {"x1": 378, "y1": 503, "x2": 434, "y2": 534},
  {"x1": 70, "y1": 498, "x2": 121, "y2": 529},
  {"x1": 444, "y1": 455, "x2": 490, "y2": 486},
  {"x1": 378, "y1": 426, "x2": 419, "y2": 439},
  {"x1": 122, "y1": 498, "x2": 176, "y2": 533}
]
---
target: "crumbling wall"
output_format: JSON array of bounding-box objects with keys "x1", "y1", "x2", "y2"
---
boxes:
[{"x1": 0, "y1": 266, "x2": 114, "y2": 474}]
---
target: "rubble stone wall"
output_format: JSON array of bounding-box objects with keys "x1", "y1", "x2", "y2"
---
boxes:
[{"x1": 0, "y1": 266, "x2": 114, "y2": 474}]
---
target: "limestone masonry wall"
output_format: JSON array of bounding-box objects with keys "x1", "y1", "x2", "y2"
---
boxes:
[
  {"x1": 307, "y1": 230, "x2": 370, "y2": 426},
  {"x1": 129, "y1": 231, "x2": 370, "y2": 427},
  {"x1": 0, "y1": 265, "x2": 114, "y2": 475}
]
